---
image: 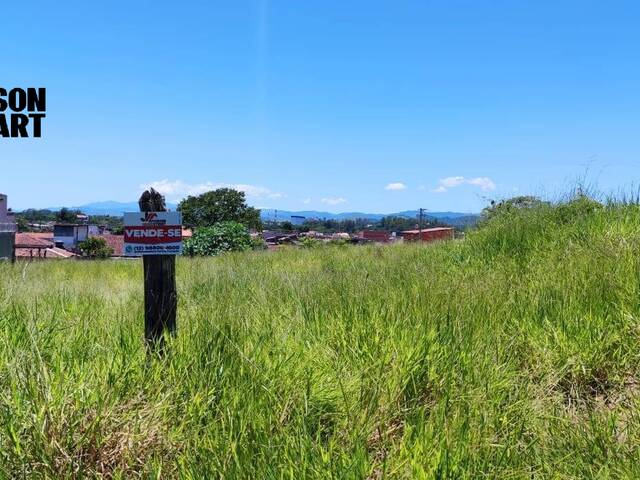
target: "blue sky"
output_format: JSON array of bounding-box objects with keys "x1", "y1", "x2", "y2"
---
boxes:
[{"x1": 1, "y1": 1, "x2": 639, "y2": 213}]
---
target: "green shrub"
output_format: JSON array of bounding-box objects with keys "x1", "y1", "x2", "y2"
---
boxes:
[
  {"x1": 78, "y1": 237, "x2": 113, "y2": 258},
  {"x1": 300, "y1": 236, "x2": 321, "y2": 248},
  {"x1": 183, "y1": 221, "x2": 252, "y2": 257},
  {"x1": 251, "y1": 236, "x2": 268, "y2": 251}
]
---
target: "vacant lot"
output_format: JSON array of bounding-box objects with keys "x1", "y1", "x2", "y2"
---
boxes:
[{"x1": 2, "y1": 201, "x2": 640, "y2": 478}]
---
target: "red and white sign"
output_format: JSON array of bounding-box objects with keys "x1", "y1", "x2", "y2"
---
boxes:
[{"x1": 124, "y1": 212, "x2": 183, "y2": 256}]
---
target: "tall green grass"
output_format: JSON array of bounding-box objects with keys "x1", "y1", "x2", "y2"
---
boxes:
[{"x1": 2, "y1": 199, "x2": 640, "y2": 478}]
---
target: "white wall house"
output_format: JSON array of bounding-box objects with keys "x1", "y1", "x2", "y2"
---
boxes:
[{"x1": 53, "y1": 224, "x2": 89, "y2": 249}]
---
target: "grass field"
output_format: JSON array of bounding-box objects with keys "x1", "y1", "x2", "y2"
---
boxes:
[{"x1": 2, "y1": 199, "x2": 640, "y2": 478}]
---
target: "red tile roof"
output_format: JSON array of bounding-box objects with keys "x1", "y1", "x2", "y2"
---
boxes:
[
  {"x1": 95, "y1": 234, "x2": 124, "y2": 256},
  {"x1": 14, "y1": 233, "x2": 78, "y2": 259},
  {"x1": 14, "y1": 233, "x2": 53, "y2": 248},
  {"x1": 26, "y1": 232, "x2": 54, "y2": 240},
  {"x1": 47, "y1": 247, "x2": 77, "y2": 258}
]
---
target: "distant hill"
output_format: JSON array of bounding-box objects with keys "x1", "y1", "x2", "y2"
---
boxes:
[
  {"x1": 260, "y1": 209, "x2": 480, "y2": 228},
  {"x1": 43, "y1": 201, "x2": 179, "y2": 216},
  {"x1": 30, "y1": 202, "x2": 480, "y2": 228}
]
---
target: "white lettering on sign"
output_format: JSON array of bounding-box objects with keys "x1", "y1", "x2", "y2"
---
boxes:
[{"x1": 125, "y1": 228, "x2": 182, "y2": 239}]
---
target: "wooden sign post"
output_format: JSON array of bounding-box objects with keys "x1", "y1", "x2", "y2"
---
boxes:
[
  {"x1": 143, "y1": 252, "x2": 176, "y2": 348},
  {"x1": 128, "y1": 189, "x2": 182, "y2": 350}
]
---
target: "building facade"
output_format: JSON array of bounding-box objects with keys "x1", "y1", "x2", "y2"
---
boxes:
[
  {"x1": 0, "y1": 194, "x2": 17, "y2": 260},
  {"x1": 53, "y1": 224, "x2": 90, "y2": 249},
  {"x1": 402, "y1": 227, "x2": 455, "y2": 242},
  {"x1": 0, "y1": 194, "x2": 15, "y2": 223}
]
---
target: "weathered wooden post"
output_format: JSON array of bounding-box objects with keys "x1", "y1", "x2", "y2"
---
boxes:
[{"x1": 137, "y1": 189, "x2": 178, "y2": 350}]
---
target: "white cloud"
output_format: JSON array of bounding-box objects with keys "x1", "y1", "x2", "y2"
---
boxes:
[
  {"x1": 302, "y1": 198, "x2": 311, "y2": 204},
  {"x1": 439, "y1": 176, "x2": 466, "y2": 188},
  {"x1": 321, "y1": 197, "x2": 347, "y2": 206},
  {"x1": 141, "y1": 179, "x2": 284, "y2": 201},
  {"x1": 466, "y1": 177, "x2": 496, "y2": 191},
  {"x1": 432, "y1": 176, "x2": 496, "y2": 193},
  {"x1": 385, "y1": 182, "x2": 407, "y2": 191}
]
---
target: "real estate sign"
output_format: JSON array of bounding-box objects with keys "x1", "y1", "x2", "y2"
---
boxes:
[{"x1": 123, "y1": 212, "x2": 182, "y2": 256}]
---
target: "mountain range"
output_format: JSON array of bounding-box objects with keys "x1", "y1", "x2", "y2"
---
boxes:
[
  {"x1": 259, "y1": 209, "x2": 479, "y2": 227},
  {"x1": 41, "y1": 201, "x2": 480, "y2": 227}
]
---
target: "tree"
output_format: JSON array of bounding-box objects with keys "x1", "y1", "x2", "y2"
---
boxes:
[
  {"x1": 178, "y1": 188, "x2": 262, "y2": 230},
  {"x1": 280, "y1": 221, "x2": 294, "y2": 232},
  {"x1": 78, "y1": 237, "x2": 113, "y2": 258},
  {"x1": 57, "y1": 207, "x2": 79, "y2": 223},
  {"x1": 183, "y1": 221, "x2": 252, "y2": 257},
  {"x1": 18, "y1": 209, "x2": 56, "y2": 222},
  {"x1": 16, "y1": 217, "x2": 30, "y2": 232}
]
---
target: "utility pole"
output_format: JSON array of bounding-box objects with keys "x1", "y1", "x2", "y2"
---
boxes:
[{"x1": 418, "y1": 208, "x2": 425, "y2": 243}]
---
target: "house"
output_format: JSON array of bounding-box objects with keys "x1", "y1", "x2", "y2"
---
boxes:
[
  {"x1": 14, "y1": 232, "x2": 52, "y2": 258},
  {"x1": 53, "y1": 223, "x2": 90, "y2": 249},
  {"x1": 401, "y1": 227, "x2": 454, "y2": 242},
  {"x1": 13, "y1": 233, "x2": 77, "y2": 259}
]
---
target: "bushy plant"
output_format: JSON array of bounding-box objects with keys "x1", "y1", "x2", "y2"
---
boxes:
[
  {"x1": 251, "y1": 236, "x2": 268, "y2": 251},
  {"x1": 78, "y1": 237, "x2": 113, "y2": 258},
  {"x1": 183, "y1": 221, "x2": 252, "y2": 257},
  {"x1": 299, "y1": 236, "x2": 321, "y2": 248}
]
